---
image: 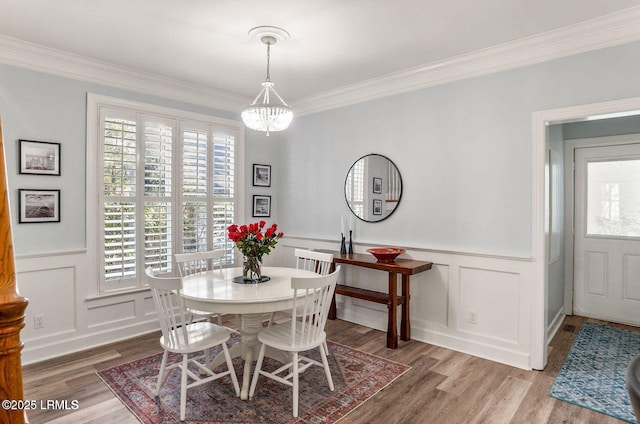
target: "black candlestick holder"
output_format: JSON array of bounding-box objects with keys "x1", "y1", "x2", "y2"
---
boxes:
[
  {"x1": 348, "y1": 230, "x2": 354, "y2": 254},
  {"x1": 340, "y1": 233, "x2": 347, "y2": 255}
]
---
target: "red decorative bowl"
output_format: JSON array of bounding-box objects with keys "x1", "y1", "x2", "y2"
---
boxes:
[{"x1": 367, "y1": 248, "x2": 406, "y2": 263}]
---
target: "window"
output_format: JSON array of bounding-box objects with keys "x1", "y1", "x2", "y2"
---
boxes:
[
  {"x1": 587, "y1": 159, "x2": 640, "y2": 237},
  {"x1": 88, "y1": 95, "x2": 243, "y2": 294}
]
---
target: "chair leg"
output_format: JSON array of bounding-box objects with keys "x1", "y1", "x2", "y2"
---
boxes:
[
  {"x1": 249, "y1": 343, "x2": 267, "y2": 399},
  {"x1": 180, "y1": 354, "x2": 189, "y2": 421},
  {"x1": 319, "y1": 344, "x2": 334, "y2": 391},
  {"x1": 267, "y1": 311, "x2": 275, "y2": 327},
  {"x1": 216, "y1": 313, "x2": 223, "y2": 326},
  {"x1": 292, "y1": 352, "x2": 299, "y2": 418},
  {"x1": 204, "y1": 347, "x2": 211, "y2": 368},
  {"x1": 323, "y1": 340, "x2": 330, "y2": 356},
  {"x1": 221, "y1": 342, "x2": 240, "y2": 396},
  {"x1": 155, "y1": 350, "x2": 169, "y2": 396}
]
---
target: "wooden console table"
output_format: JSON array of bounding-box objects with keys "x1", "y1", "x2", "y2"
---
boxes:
[{"x1": 324, "y1": 251, "x2": 432, "y2": 349}]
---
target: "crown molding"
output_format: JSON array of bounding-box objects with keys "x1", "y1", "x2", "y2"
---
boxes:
[
  {"x1": 0, "y1": 35, "x2": 248, "y2": 113},
  {"x1": 292, "y1": 6, "x2": 640, "y2": 116},
  {"x1": 2, "y1": 6, "x2": 640, "y2": 117}
]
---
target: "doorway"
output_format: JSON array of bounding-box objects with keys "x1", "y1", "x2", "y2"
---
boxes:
[{"x1": 531, "y1": 97, "x2": 640, "y2": 370}]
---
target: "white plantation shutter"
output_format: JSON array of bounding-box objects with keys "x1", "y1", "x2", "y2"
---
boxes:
[
  {"x1": 211, "y1": 131, "x2": 236, "y2": 263},
  {"x1": 96, "y1": 101, "x2": 240, "y2": 293},
  {"x1": 143, "y1": 117, "x2": 174, "y2": 274},
  {"x1": 180, "y1": 125, "x2": 237, "y2": 263},
  {"x1": 182, "y1": 126, "x2": 209, "y2": 253},
  {"x1": 144, "y1": 202, "x2": 172, "y2": 272},
  {"x1": 104, "y1": 202, "x2": 136, "y2": 281},
  {"x1": 101, "y1": 109, "x2": 139, "y2": 287},
  {"x1": 182, "y1": 201, "x2": 207, "y2": 252},
  {"x1": 183, "y1": 128, "x2": 208, "y2": 197}
]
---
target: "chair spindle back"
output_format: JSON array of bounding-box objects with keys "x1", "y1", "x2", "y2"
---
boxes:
[{"x1": 290, "y1": 266, "x2": 340, "y2": 348}]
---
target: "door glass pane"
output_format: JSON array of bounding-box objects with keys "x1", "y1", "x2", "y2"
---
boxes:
[{"x1": 587, "y1": 159, "x2": 640, "y2": 237}]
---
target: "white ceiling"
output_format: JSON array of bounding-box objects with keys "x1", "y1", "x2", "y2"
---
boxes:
[{"x1": 2, "y1": 0, "x2": 640, "y2": 110}]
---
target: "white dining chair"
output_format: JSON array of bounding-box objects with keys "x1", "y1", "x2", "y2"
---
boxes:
[
  {"x1": 249, "y1": 266, "x2": 341, "y2": 418},
  {"x1": 267, "y1": 248, "x2": 334, "y2": 326},
  {"x1": 175, "y1": 250, "x2": 225, "y2": 325},
  {"x1": 145, "y1": 267, "x2": 239, "y2": 422},
  {"x1": 268, "y1": 248, "x2": 334, "y2": 356}
]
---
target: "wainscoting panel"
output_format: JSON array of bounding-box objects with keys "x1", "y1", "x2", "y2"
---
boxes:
[
  {"x1": 410, "y1": 264, "x2": 449, "y2": 328},
  {"x1": 143, "y1": 293, "x2": 156, "y2": 317},
  {"x1": 19, "y1": 266, "x2": 77, "y2": 342},
  {"x1": 458, "y1": 266, "x2": 520, "y2": 343},
  {"x1": 282, "y1": 238, "x2": 533, "y2": 370},
  {"x1": 17, "y1": 239, "x2": 535, "y2": 370},
  {"x1": 17, "y1": 250, "x2": 160, "y2": 365},
  {"x1": 87, "y1": 299, "x2": 136, "y2": 329}
]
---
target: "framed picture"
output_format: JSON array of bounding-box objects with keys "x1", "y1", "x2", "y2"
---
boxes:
[
  {"x1": 18, "y1": 189, "x2": 60, "y2": 223},
  {"x1": 373, "y1": 199, "x2": 382, "y2": 215},
  {"x1": 373, "y1": 177, "x2": 382, "y2": 194},
  {"x1": 253, "y1": 164, "x2": 271, "y2": 187},
  {"x1": 19, "y1": 140, "x2": 61, "y2": 176},
  {"x1": 253, "y1": 195, "x2": 271, "y2": 217}
]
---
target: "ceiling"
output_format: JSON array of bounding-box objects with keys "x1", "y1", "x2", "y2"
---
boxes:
[{"x1": 2, "y1": 0, "x2": 640, "y2": 110}]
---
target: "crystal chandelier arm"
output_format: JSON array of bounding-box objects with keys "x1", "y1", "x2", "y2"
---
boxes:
[
  {"x1": 249, "y1": 86, "x2": 267, "y2": 106},
  {"x1": 269, "y1": 87, "x2": 290, "y2": 107}
]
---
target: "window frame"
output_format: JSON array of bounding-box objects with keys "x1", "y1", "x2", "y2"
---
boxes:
[{"x1": 86, "y1": 94, "x2": 245, "y2": 296}]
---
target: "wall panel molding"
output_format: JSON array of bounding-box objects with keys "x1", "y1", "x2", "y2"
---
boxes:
[
  {"x1": 16, "y1": 250, "x2": 159, "y2": 365},
  {"x1": 282, "y1": 236, "x2": 534, "y2": 370}
]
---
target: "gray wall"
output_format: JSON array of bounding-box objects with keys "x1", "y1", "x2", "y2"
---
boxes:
[
  {"x1": 3, "y1": 39, "x2": 640, "y2": 305},
  {"x1": 279, "y1": 40, "x2": 640, "y2": 258},
  {"x1": 0, "y1": 64, "x2": 280, "y2": 255}
]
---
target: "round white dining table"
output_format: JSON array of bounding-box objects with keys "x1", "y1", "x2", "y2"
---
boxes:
[{"x1": 181, "y1": 266, "x2": 318, "y2": 400}]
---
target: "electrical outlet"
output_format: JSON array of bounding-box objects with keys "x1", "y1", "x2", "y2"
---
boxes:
[
  {"x1": 34, "y1": 314, "x2": 44, "y2": 329},
  {"x1": 468, "y1": 310, "x2": 477, "y2": 324}
]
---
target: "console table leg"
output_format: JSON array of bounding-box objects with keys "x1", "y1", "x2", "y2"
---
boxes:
[
  {"x1": 401, "y1": 274, "x2": 410, "y2": 341},
  {"x1": 387, "y1": 272, "x2": 398, "y2": 349},
  {"x1": 328, "y1": 294, "x2": 337, "y2": 320}
]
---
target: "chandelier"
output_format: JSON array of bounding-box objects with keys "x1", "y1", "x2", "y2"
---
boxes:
[{"x1": 241, "y1": 27, "x2": 293, "y2": 136}]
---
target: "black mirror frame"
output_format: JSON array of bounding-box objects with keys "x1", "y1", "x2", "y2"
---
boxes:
[{"x1": 344, "y1": 153, "x2": 403, "y2": 223}]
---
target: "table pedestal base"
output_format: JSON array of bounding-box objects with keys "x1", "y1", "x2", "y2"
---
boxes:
[{"x1": 208, "y1": 313, "x2": 288, "y2": 400}]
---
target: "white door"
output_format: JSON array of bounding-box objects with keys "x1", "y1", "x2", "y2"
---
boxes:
[{"x1": 573, "y1": 143, "x2": 640, "y2": 325}]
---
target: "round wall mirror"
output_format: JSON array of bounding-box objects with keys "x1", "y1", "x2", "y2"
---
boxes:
[{"x1": 344, "y1": 154, "x2": 402, "y2": 222}]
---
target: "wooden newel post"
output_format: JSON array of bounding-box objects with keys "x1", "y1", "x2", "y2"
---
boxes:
[{"x1": 0, "y1": 117, "x2": 29, "y2": 424}]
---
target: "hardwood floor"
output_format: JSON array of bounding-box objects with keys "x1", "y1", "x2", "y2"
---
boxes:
[{"x1": 22, "y1": 315, "x2": 637, "y2": 423}]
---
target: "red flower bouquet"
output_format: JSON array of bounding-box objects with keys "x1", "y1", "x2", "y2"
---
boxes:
[{"x1": 227, "y1": 221, "x2": 284, "y2": 280}]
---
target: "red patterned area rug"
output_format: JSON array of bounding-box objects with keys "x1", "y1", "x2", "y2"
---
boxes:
[{"x1": 98, "y1": 340, "x2": 409, "y2": 423}]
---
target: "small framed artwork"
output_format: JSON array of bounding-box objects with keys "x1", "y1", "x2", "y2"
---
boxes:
[
  {"x1": 18, "y1": 189, "x2": 60, "y2": 223},
  {"x1": 373, "y1": 199, "x2": 382, "y2": 215},
  {"x1": 253, "y1": 195, "x2": 271, "y2": 217},
  {"x1": 373, "y1": 177, "x2": 382, "y2": 194},
  {"x1": 19, "y1": 140, "x2": 61, "y2": 176},
  {"x1": 253, "y1": 164, "x2": 271, "y2": 187}
]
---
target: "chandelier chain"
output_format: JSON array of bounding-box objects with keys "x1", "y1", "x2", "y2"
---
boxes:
[{"x1": 265, "y1": 41, "x2": 271, "y2": 82}]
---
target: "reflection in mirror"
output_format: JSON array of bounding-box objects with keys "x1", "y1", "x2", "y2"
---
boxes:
[{"x1": 345, "y1": 154, "x2": 402, "y2": 222}]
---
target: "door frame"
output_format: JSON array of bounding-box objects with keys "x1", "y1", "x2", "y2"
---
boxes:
[
  {"x1": 563, "y1": 135, "x2": 640, "y2": 318},
  {"x1": 531, "y1": 96, "x2": 640, "y2": 370}
]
